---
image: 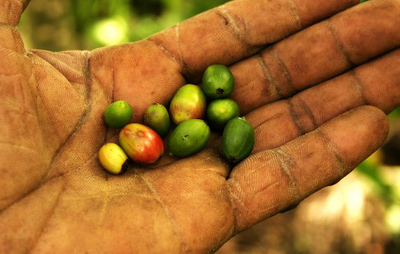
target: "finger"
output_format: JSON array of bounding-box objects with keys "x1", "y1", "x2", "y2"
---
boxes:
[
  {"x1": 0, "y1": 0, "x2": 31, "y2": 26},
  {"x1": 0, "y1": 0, "x2": 41, "y2": 211},
  {"x1": 247, "y1": 47, "x2": 400, "y2": 153},
  {"x1": 147, "y1": 0, "x2": 358, "y2": 81},
  {"x1": 227, "y1": 106, "x2": 388, "y2": 232},
  {"x1": 230, "y1": 0, "x2": 400, "y2": 114}
]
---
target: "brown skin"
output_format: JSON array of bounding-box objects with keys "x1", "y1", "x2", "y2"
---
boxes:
[{"x1": 0, "y1": 0, "x2": 400, "y2": 253}]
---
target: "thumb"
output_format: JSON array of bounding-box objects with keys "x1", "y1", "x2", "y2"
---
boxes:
[{"x1": 1, "y1": 0, "x2": 31, "y2": 26}]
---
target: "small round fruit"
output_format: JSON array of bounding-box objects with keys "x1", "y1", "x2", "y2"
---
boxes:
[
  {"x1": 207, "y1": 99, "x2": 240, "y2": 131},
  {"x1": 119, "y1": 123, "x2": 164, "y2": 164},
  {"x1": 168, "y1": 119, "x2": 210, "y2": 158},
  {"x1": 202, "y1": 64, "x2": 234, "y2": 99},
  {"x1": 144, "y1": 103, "x2": 170, "y2": 138},
  {"x1": 169, "y1": 84, "x2": 207, "y2": 125},
  {"x1": 104, "y1": 100, "x2": 133, "y2": 129},
  {"x1": 222, "y1": 117, "x2": 255, "y2": 163},
  {"x1": 98, "y1": 143, "x2": 129, "y2": 174}
]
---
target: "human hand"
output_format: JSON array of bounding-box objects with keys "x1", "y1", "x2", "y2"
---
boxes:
[{"x1": 1, "y1": 0, "x2": 400, "y2": 253}]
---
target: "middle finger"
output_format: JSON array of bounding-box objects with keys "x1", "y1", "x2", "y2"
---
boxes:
[
  {"x1": 231, "y1": 0, "x2": 400, "y2": 114},
  {"x1": 247, "y1": 47, "x2": 400, "y2": 153}
]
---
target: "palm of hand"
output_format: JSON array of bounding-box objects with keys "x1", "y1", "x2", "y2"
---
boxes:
[
  {"x1": 2, "y1": 35, "x2": 233, "y2": 251},
  {"x1": 1, "y1": 0, "x2": 400, "y2": 253}
]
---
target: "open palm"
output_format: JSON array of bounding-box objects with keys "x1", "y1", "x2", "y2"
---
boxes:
[{"x1": 1, "y1": 0, "x2": 400, "y2": 253}]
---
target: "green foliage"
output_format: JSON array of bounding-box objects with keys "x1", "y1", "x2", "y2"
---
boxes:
[
  {"x1": 389, "y1": 106, "x2": 400, "y2": 120},
  {"x1": 357, "y1": 161, "x2": 399, "y2": 205},
  {"x1": 19, "y1": 0, "x2": 231, "y2": 51}
]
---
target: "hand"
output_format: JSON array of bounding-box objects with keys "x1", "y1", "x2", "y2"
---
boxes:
[{"x1": 1, "y1": 0, "x2": 399, "y2": 252}]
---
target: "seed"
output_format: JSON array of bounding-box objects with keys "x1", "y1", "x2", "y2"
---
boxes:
[
  {"x1": 98, "y1": 143, "x2": 129, "y2": 174},
  {"x1": 119, "y1": 123, "x2": 164, "y2": 164},
  {"x1": 168, "y1": 119, "x2": 210, "y2": 158},
  {"x1": 206, "y1": 98, "x2": 240, "y2": 131},
  {"x1": 169, "y1": 84, "x2": 206, "y2": 125},
  {"x1": 221, "y1": 117, "x2": 255, "y2": 163},
  {"x1": 103, "y1": 100, "x2": 133, "y2": 129},
  {"x1": 144, "y1": 103, "x2": 171, "y2": 138},
  {"x1": 202, "y1": 65, "x2": 235, "y2": 100}
]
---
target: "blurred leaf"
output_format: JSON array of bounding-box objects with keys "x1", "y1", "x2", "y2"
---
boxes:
[
  {"x1": 357, "y1": 160, "x2": 399, "y2": 205},
  {"x1": 389, "y1": 106, "x2": 400, "y2": 120},
  {"x1": 20, "y1": 0, "x2": 232, "y2": 50},
  {"x1": 92, "y1": 17, "x2": 129, "y2": 46}
]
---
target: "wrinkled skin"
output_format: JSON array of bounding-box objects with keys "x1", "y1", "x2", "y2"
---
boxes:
[{"x1": 1, "y1": 0, "x2": 400, "y2": 253}]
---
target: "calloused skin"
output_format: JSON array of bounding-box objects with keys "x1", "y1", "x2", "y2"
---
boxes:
[{"x1": 1, "y1": 0, "x2": 400, "y2": 253}]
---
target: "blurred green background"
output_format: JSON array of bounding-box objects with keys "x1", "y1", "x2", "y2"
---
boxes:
[
  {"x1": 19, "y1": 0, "x2": 230, "y2": 51},
  {"x1": 18, "y1": 0, "x2": 400, "y2": 253}
]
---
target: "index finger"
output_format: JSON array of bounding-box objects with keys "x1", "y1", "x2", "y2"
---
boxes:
[
  {"x1": 147, "y1": 0, "x2": 359, "y2": 81},
  {"x1": 0, "y1": 0, "x2": 31, "y2": 25}
]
